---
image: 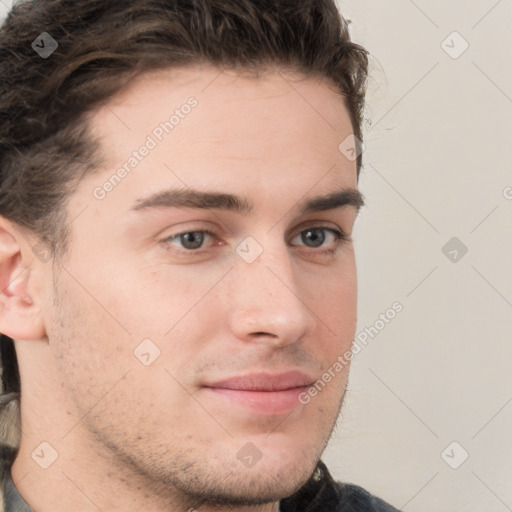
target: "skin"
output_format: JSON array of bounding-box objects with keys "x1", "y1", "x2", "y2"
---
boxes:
[{"x1": 0, "y1": 64, "x2": 361, "y2": 512}]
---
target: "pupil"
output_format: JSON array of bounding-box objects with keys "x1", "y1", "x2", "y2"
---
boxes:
[
  {"x1": 182, "y1": 232, "x2": 204, "y2": 249},
  {"x1": 303, "y1": 229, "x2": 324, "y2": 247}
]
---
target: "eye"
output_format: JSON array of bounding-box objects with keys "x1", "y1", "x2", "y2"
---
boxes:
[
  {"x1": 290, "y1": 227, "x2": 348, "y2": 251},
  {"x1": 163, "y1": 229, "x2": 217, "y2": 251},
  {"x1": 161, "y1": 226, "x2": 349, "y2": 255}
]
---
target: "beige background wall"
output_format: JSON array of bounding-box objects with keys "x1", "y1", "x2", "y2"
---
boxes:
[
  {"x1": 1, "y1": 1, "x2": 511, "y2": 510},
  {"x1": 323, "y1": 1, "x2": 512, "y2": 510}
]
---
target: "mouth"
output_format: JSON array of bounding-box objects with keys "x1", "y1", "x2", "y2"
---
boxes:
[{"x1": 202, "y1": 371, "x2": 315, "y2": 416}]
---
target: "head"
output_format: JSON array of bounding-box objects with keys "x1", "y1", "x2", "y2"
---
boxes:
[{"x1": 0, "y1": 0, "x2": 368, "y2": 508}]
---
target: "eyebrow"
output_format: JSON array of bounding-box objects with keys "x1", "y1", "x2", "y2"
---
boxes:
[{"x1": 131, "y1": 187, "x2": 365, "y2": 215}]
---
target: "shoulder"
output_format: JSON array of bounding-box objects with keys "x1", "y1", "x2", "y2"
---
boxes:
[
  {"x1": 280, "y1": 460, "x2": 402, "y2": 512},
  {"x1": 0, "y1": 443, "x2": 34, "y2": 512}
]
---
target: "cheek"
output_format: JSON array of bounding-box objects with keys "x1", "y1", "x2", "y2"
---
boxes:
[
  {"x1": 311, "y1": 251, "x2": 357, "y2": 327},
  {"x1": 46, "y1": 268, "x2": 135, "y2": 400},
  {"x1": 94, "y1": 256, "x2": 230, "y2": 340},
  {"x1": 331, "y1": 272, "x2": 357, "y2": 328},
  {"x1": 311, "y1": 254, "x2": 357, "y2": 371}
]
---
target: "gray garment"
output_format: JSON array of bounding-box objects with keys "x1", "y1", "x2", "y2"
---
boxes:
[
  {"x1": 1, "y1": 445, "x2": 401, "y2": 512},
  {"x1": 0, "y1": 445, "x2": 33, "y2": 512},
  {"x1": 4, "y1": 474, "x2": 33, "y2": 512}
]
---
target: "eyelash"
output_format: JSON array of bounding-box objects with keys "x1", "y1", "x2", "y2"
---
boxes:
[{"x1": 161, "y1": 226, "x2": 350, "y2": 257}]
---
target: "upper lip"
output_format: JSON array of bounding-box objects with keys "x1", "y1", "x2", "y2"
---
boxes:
[{"x1": 204, "y1": 371, "x2": 315, "y2": 391}]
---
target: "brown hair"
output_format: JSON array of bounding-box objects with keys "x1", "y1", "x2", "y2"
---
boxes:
[{"x1": 0, "y1": 0, "x2": 368, "y2": 402}]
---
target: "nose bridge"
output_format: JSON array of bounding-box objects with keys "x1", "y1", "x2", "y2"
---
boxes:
[{"x1": 225, "y1": 238, "x2": 316, "y2": 344}]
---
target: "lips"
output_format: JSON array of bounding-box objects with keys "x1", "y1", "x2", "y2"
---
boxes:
[
  {"x1": 204, "y1": 371, "x2": 315, "y2": 392},
  {"x1": 202, "y1": 371, "x2": 317, "y2": 415}
]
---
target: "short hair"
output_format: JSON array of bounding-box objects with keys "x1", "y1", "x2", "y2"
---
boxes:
[{"x1": 0, "y1": 0, "x2": 368, "y2": 396}]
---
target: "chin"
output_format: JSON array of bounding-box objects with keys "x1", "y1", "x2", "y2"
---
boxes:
[
  {"x1": 224, "y1": 436, "x2": 321, "y2": 493},
  {"x1": 173, "y1": 456, "x2": 318, "y2": 508}
]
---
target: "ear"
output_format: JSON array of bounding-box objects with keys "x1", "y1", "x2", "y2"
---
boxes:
[{"x1": 0, "y1": 218, "x2": 46, "y2": 341}]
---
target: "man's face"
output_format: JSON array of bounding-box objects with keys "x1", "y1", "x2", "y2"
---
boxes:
[{"x1": 42, "y1": 65, "x2": 360, "y2": 505}]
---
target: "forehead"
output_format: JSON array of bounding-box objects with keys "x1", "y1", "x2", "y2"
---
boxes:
[
  {"x1": 89, "y1": 63, "x2": 353, "y2": 160},
  {"x1": 80, "y1": 64, "x2": 357, "y2": 217}
]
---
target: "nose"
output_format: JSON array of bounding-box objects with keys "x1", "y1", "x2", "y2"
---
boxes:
[{"x1": 225, "y1": 243, "x2": 317, "y2": 348}]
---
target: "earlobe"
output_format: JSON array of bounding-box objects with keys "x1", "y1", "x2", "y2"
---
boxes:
[{"x1": 0, "y1": 219, "x2": 46, "y2": 341}]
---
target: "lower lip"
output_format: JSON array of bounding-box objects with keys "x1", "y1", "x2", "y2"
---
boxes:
[{"x1": 204, "y1": 386, "x2": 309, "y2": 416}]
